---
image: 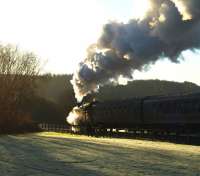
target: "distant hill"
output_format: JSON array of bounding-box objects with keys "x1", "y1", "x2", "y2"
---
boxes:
[
  {"x1": 35, "y1": 74, "x2": 76, "y2": 111},
  {"x1": 32, "y1": 75, "x2": 200, "y2": 123},
  {"x1": 93, "y1": 80, "x2": 200, "y2": 101},
  {"x1": 31, "y1": 74, "x2": 76, "y2": 124}
]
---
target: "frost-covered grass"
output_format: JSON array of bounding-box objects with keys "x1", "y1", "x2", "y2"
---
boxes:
[{"x1": 0, "y1": 132, "x2": 200, "y2": 176}]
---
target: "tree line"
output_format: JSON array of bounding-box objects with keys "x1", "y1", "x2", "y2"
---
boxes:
[
  {"x1": 1, "y1": 44, "x2": 200, "y2": 134},
  {"x1": 32, "y1": 75, "x2": 200, "y2": 126},
  {"x1": 0, "y1": 44, "x2": 40, "y2": 133}
]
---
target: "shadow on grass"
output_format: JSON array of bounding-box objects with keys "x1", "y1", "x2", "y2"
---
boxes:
[
  {"x1": 0, "y1": 135, "x2": 103, "y2": 176},
  {"x1": 0, "y1": 134, "x2": 200, "y2": 176},
  {"x1": 35, "y1": 134, "x2": 200, "y2": 176}
]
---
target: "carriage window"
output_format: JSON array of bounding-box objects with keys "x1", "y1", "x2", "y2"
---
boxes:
[
  {"x1": 198, "y1": 101, "x2": 200, "y2": 112},
  {"x1": 187, "y1": 101, "x2": 193, "y2": 113},
  {"x1": 194, "y1": 103, "x2": 199, "y2": 112},
  {"x1": 170, "y1": 102, "x2": 174, "y2": 113}
]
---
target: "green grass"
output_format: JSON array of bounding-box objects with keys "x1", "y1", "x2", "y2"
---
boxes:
[{"x1": 0, "y1": 132, "x2": 200, "y2": 176}]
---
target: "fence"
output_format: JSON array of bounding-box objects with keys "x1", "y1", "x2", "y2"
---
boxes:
[{"x1": 38, "y1": 123, "x2": 71, "y2": 133}]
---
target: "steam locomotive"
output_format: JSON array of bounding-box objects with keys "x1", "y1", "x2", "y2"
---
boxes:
[{"x1": 68, "y1": 93, "x2": 200, "y2": 135}]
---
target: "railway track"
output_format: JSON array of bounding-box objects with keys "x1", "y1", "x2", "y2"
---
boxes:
[{"x1": 71, "y1": 129, "x2": 200, "y2": 145}]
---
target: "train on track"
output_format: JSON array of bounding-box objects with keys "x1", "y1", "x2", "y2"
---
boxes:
[{"x1": 68, "y1": 93, "x2": 200, "y2": 136}]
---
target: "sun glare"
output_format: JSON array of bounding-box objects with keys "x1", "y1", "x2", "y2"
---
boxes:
[
  {"x1": 132, "y1": 0, "x2": 152, "y2": 19},
  {"x1": 172, "y1": 0, "x2": 192, "y2": 20}
]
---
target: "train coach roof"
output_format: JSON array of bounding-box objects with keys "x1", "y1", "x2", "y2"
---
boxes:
[
  {"x1": 80, "y1": 92, "x2": 200, "y2": 108},
  {"x1": 87, "y1": 98, "x2": 141, "y2": 108},
  {"x1": 144, "y1": 92, "x2": 200, "y2": 101}
]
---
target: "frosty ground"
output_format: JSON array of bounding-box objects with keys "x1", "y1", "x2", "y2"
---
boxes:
[{"x1": 0, "y1": 132, "x2": 199, "y2": 176}]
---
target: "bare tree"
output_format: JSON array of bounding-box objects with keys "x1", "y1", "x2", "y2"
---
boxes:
[{"x1": 0, "y1": 44, "x2": 41, "y2": 132}]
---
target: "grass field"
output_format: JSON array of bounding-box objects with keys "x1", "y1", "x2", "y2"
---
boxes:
[{"x1": 0, "y1": 132, "x2": 200, "y2": 176}]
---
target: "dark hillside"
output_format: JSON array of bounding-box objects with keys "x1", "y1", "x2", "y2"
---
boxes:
[
  {"x1": 32, "y1": 75, "x2": 200, "y2": 124},
  {"x1": 94, "y1": 80, "x2": 200, "y2": 101},
  {"x1": 31, "y1": 74, "x2": 76, "y2": 124}
]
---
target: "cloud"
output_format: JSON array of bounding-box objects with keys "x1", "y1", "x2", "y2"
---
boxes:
[{"x1": 71, "y1": 0, "x2": 200, "y2": 101}]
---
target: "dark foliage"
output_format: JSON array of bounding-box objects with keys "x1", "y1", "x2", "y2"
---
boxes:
[
  {"x1": 31, "y1": 74, "x2": 76, "y2": 125},
  {"x1": 94, "y1": 80, "x2": 200, "y2": 101},
  {"x1": 31, "y1": 74, "x2": 200, "y2": 125},
  {"x1": 0, "y1": 45, "x2": 40, "y2": 134}
]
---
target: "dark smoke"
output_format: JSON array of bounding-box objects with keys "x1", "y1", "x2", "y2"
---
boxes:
[{"x1": 71, "y1": 0, "x2": 200, "y2": 101}]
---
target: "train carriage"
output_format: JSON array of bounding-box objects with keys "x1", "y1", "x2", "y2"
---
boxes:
[
  {"x1": 143, "y1": 94, "x2": 200, "y2": 132},
  {"x1": 68, "y1": 93, "x2": 200, "y2": 135},
  {"x1": 87, "y1": 99, "x2": 142, "y2": 129}
]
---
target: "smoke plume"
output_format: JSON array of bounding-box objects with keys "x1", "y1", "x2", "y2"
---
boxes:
[
  {"x1": 67, "y1": 106, "x2": 85, "y2": 126},
  {"x1": 71, "y1": 0, "x2": 200, "y2": 101}
]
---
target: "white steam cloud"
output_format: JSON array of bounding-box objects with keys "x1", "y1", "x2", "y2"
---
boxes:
[{"x1": 71, "y1": 0, "x2": 200, "y2": 101}]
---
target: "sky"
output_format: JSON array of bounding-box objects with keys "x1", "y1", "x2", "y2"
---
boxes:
[{"x1": 0, "y1": 0, "x2": 200, "y2": 85}]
